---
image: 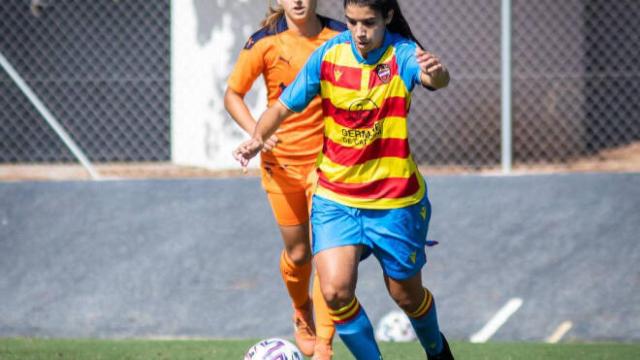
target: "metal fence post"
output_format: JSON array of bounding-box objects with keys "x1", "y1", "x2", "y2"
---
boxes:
[
  {"x1": 0, "y1": 51, "x2": 101, "y2": 180},
  {"x1": 501, "y1": 0, "x2": 512, "y2": 174}
]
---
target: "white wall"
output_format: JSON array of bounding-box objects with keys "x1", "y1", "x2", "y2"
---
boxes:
[{"x1": 171, "y1": 0, "x2": 267, "y2": 169}]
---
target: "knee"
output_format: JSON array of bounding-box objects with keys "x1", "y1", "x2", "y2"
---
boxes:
[
  {"x1": 285, "y1": 244, "x2": 311, "y2": 266},
  {"x1": 390, "y1": 289, "x2": 424, "y2": 314},
  {"x1": 396, "y1": 300, "x2": 419, "y2": 314},
  {"x1": 321, "y1": 284, "x2": 354, "y2": 310}
]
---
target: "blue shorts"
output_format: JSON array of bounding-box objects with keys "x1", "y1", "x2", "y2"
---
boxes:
[{"x1": 310, "y1": 193, "x2": 432, "y2": 280}]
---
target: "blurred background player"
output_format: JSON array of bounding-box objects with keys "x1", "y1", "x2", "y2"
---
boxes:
[
  {"x1": 233, "y1": 0, "x2": 453, "y2": 358},
  {"x1": 224, "y1": 0, "x2": 345, "y2": 358}
]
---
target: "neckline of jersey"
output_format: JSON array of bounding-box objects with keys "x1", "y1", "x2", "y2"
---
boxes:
[
  {"x1": 349, "y1": 30, "x2": 393, "y2": 65},
  {"x1": 276, "y1": 14, "x2": 334, "y2": 40}
]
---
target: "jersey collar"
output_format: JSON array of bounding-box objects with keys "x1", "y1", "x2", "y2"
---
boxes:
[
  {"x1": 275, "y1": 14, "x2": 337, "y2": 34},
  {"x1": 350, "y1": 30, "x2": 392, "y2": 65},
  {"x1": 276, "y1": 15, "x2": 289, "y2": 33}
]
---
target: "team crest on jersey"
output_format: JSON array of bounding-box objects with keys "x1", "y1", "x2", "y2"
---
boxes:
[{"x1": 375, "y1": 63, "x2": 392, "y2": 83}]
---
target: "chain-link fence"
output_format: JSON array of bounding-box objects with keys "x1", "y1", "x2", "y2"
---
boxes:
[
  {"x1": 1, "y1": 0, "x2": 638, "y2": 169},
  {"x1": 320, "y1": 0, "x2": 640, "y2": 168},
  {"x1": 0, "y1": 0, "x2": 169, "y2": 163},
  {"x1": 511, "y1": 0, "x2": 640, "y2": 164}
]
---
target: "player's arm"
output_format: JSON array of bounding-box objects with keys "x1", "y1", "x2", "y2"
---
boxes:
[
  {"x1": 233, "y1": 101, "x2": 293, "y2": 167},
  {"x1": 225, "y1": 35, "x2": 279, "y2": 151},
  {"x1": 233, "y1": 41, "x2": 325, "y2": 168},
  {"x1": 416, "y1": 48, "x2": 450, "y2": 90},
  {"x1": 224, "y1": 88, "x2": 255, "y2": 134},
  {"x1": 224, "y1": 88, "x2": 278, "y2": 150}
]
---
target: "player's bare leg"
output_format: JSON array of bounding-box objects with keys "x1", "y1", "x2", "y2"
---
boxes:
[
  {"x1": 314, "y1": 245, "x2": 360, "y2": 309},
  {"x1": 279, "y1": 223, "x2": 316, "y2": 356},
  {"x1": 315, "y1": 245, "x2": 382, "y2": 359},
  {"x1": 385, "y1": 273, "x2": 453, "y2": 359}
]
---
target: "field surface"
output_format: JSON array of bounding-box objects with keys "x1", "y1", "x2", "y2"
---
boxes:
[
  {"x1": 2, "y1": 173, "x2": 639, "y2": 342},
  {"x1": 1, "y1": 338, "x2": 639, "y2": 360}
]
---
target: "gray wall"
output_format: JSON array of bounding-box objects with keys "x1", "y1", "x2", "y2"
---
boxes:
[{"x1": 1, "y1": 173, "x2": 639, "y2": 341}]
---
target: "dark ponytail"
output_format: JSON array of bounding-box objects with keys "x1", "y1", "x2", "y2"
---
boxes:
[{"x1": 343, "y1": 0, "x2": 424, "y2": 49}]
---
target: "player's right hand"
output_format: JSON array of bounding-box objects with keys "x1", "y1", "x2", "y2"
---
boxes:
[{"x1": 233, "y1": 137, "x2": 264, "y2": 169}]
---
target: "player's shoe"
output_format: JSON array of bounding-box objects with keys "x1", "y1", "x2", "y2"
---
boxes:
[
  {"x1": 293, "y1": 300, "x2": 316, "y2": 356},
  {"x1": 311, "y1": 336, "x2": 333, "y2": 360},
  {"x1": 427, "y1": 333, "x2": 454, "y2": 360}
]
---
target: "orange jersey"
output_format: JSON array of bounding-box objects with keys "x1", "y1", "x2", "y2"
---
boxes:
[{"x1": 227, "y1": 16, "x2": 346, "y2": 164}]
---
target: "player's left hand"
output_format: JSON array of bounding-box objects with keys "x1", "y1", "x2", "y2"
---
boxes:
[{"x1": 416, "y1": 48, "x2": 445, "y2": 78}]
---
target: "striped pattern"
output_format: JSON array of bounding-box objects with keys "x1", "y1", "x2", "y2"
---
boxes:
[
  {"x1": 320, "y1": 78, "x2": 409, "y2": 116},
  {"x1": 318, "y1": 171, "x2": 420, "y2": 199},
  {"x1": 323, "y1": 137, "x2": 410, "y2": 166},
  {"x1": 323, "y1": 115, "x2": 408, "y2": 149},
  {"x1": 321, "y1": 62, "x2": 361, "y2": 90},
  {"x1": 321, "y1": 97, "x2": 407, "y2": 128},
  {"x1": 407, "y1": 288, "x2": 434, "y2": 319},
  {"x1": 319, "y1": 154, "x2": 414, "y2": 183},
  {"x1": 316, "y1": 37, "x2": 424, "y2": 209},
  {"x1": 329, "y1": 297, "x2": 362, "y2": 325}
]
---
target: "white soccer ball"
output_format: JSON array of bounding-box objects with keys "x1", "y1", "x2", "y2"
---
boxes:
[
  {"x1": 243, "y1": 338, "x2": 303, "y2": 360},
  {"x1": 375, "y1": 310, "x2": 417, "y2": 342}
]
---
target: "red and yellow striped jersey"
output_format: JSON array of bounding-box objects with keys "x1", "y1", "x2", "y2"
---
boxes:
[
  {"x1": 227, "y1": 16, "x2": 345, "y2": 165},
  {"x1": 280, "y1": 31, "x2": 427, "y2": 209}
]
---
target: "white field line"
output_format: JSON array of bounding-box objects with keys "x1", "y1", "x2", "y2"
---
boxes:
[
  {"x1": 546, "y1": 321, "x2": 573, "y2": 343},
  {"x1": 470, "y1": 297, "x2": 523, "y2": 343}
]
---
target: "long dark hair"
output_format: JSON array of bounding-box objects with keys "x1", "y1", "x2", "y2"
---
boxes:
[{"x1": 343, "y1": 0, "x2": 424, "y2": 49}]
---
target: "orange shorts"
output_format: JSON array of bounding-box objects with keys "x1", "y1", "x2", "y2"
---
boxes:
[{"x1": 261, "y1": 160, "x2": 318, "y2": 226}]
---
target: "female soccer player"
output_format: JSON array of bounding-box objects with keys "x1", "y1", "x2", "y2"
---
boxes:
[
  {"x1": 234, "y1": 0, "x2": 454, "y2": 358},
  {"x1": 224, "y1": 0, "x2": 344, "y2": 358}
]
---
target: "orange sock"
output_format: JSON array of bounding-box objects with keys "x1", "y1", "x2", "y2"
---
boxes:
[
  {"x1": 312, "y1": 271, "x2": 336, "y2": 342},
  {"x1": 279, "y1": 250, "x2": 312, "y2": 309}
]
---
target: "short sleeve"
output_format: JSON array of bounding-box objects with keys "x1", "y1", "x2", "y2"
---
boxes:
[
  {"x1": 227, "y1": 39, "x2": 265, "y2": 95},
  {"x1": 395, "y1": 41, "x2": 422, "y2": 92},
  {"x1": 279, "y1": 45, "x2": 324, "y2": 113}
]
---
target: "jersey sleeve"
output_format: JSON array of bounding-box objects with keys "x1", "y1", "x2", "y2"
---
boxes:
[
  {"x1": 279, "y1": 45, "x2": 324, "y2": 113},
  {"x1": 395, "y1": 41, "x2": 423, "y2": 92},
  {"x1": 227, "y1": 39, "x2": 265, "y2": 95}
]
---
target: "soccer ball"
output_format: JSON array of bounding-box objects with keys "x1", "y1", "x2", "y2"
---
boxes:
[
  {"x1": 243, "y1": 338, "x2": 303, "y2": 360},
  {"x1": 375, "y1": 310, "x2": 417, "y2": 342}
]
